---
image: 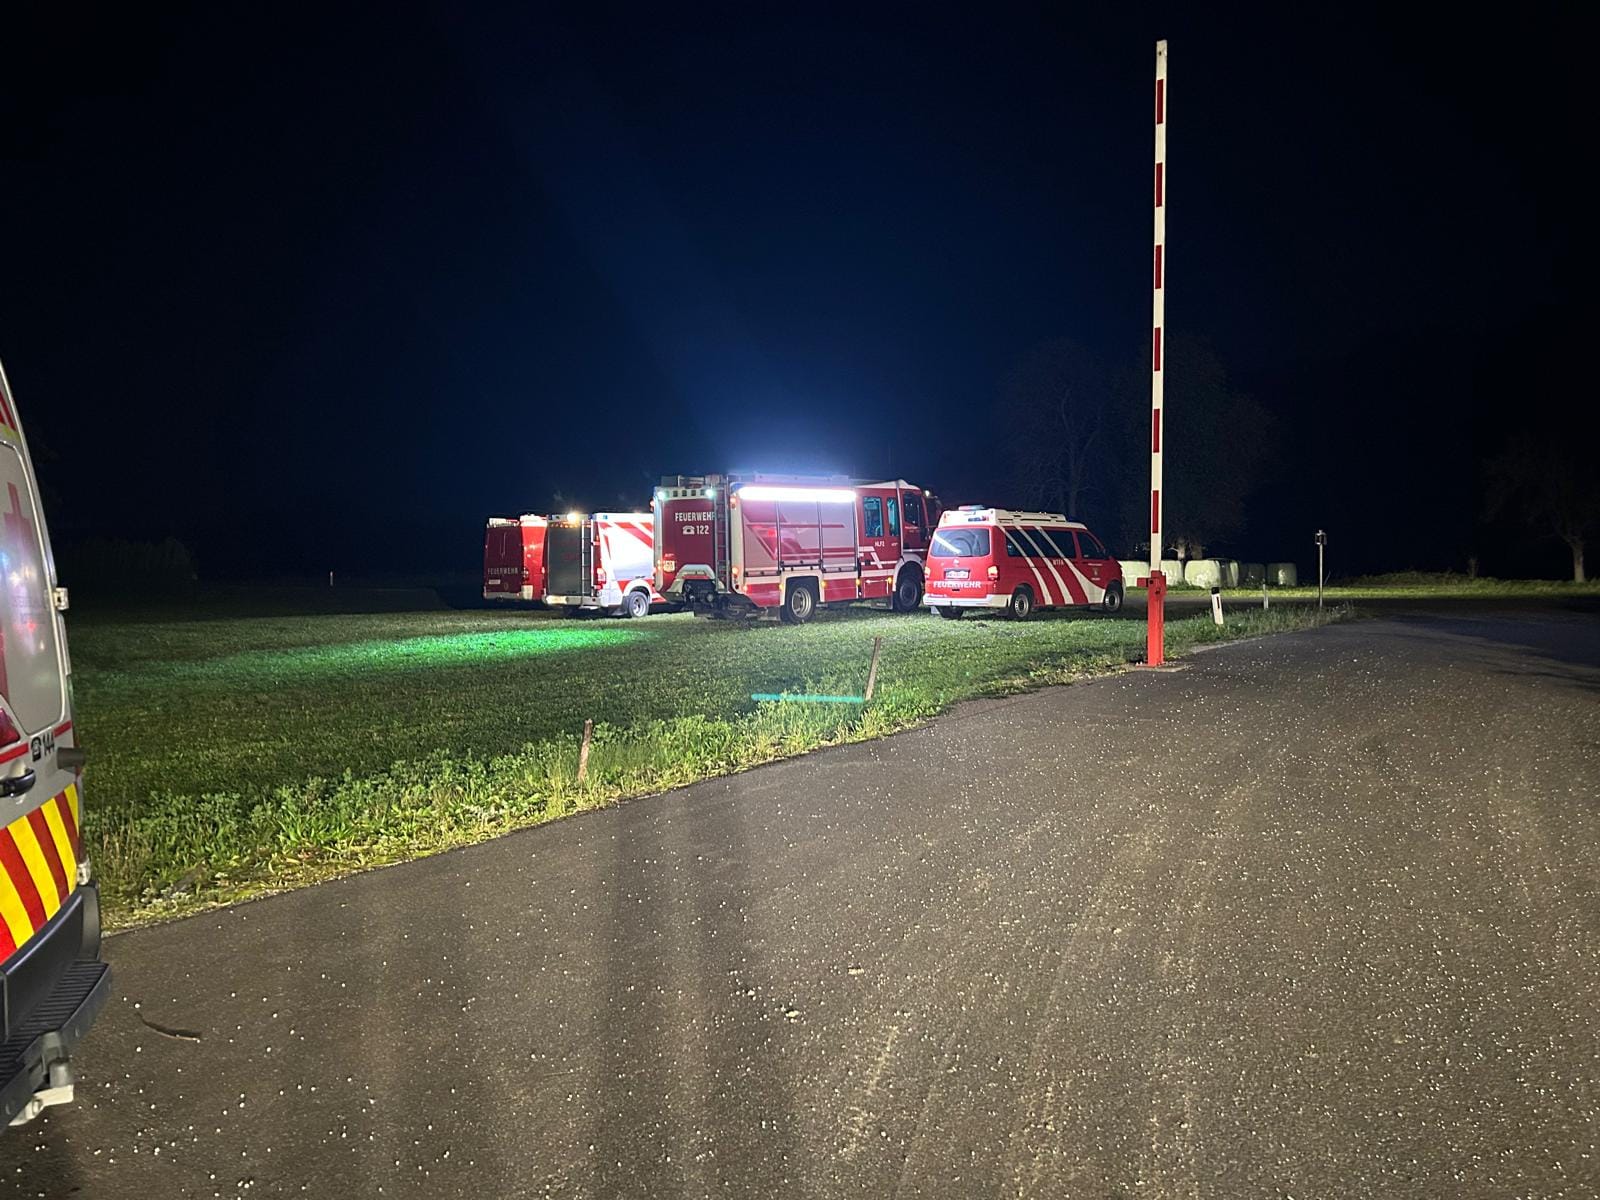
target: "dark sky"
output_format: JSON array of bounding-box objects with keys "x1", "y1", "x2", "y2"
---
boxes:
[{"x1": 0, "y1": 4, "x2": 1587, "y2": 580}]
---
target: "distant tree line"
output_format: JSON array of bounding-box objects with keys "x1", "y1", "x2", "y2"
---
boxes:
[
  {"x1": 999, "y1": 333, "x2": 1598, "y2": 581},
  {"x1": 57, "y1": 537, "x2": 198, "y2": 592},
  {"x1": 999, "y1": 333, "x2": 1273, "y2": 561}
]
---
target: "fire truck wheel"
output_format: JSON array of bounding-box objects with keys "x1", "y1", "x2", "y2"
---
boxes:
[
  {"x1": 622, "y1": 589, "x2": 651, "y2": 619},
  {"x1": 1007, "y1": 587, "x2": 1035, "y2": 621},
  {"x1": 935, "y1": 605, "x2": 964, "y2": 620},
  {"x1": 892, "y1": 568, "x2": 924, "y2": 612},
  {"x1": 780, "y1": 581, "x2": 817, "y2": 624},
  {"x1": 1101, "y1": 582, "x2": 1124, "y2": 614}
]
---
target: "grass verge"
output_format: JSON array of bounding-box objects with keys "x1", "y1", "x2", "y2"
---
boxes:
[
  {"x1": 73, "y1": 602, "x2": 1347, "y2": 926},
  {"x1": 1222, "y1": 574, "x2": 1600, "y2": 600}
]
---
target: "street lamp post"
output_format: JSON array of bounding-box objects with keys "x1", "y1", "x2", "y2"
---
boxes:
[{"x1": 1315, "y1": 529, "x2": 1327, "y2": 608}]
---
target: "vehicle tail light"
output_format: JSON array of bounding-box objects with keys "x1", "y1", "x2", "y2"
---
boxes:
[
  {"x1": 0, "y1": 709, "x2": 19, "y2": 748},
  {"x1": 596, "y1": 566, "x2": 607, "y2": 584},
  {"x1": 987, "y1": 566, "x2": 999, "y2": 581}
]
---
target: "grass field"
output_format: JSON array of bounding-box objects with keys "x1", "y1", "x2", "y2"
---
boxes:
[
  {"x1": 71, "y1": 599, "x2": 1346, "y2": 924},
  {"x1": 1213, "y1": 572, "x2": 1600, "y2": 600}
]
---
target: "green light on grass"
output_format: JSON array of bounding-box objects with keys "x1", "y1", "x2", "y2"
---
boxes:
[
  {"x1": 165, "y1": 627, "x2": 649, "y2": 686},
  {"x1": 751, "y1": 692, "x2": 864, "y2": 704}
]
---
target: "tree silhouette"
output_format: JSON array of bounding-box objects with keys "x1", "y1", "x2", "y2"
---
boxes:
[
  {"x1": 1117, "y1": 334, "x2": 1274, "y2": 559},
  {"x1": 998, "y1": 339, "x2": 1109, "y2": 520},
  {"x1": 1486, "y1": 433, "x2": 1598, "y2": 582}
]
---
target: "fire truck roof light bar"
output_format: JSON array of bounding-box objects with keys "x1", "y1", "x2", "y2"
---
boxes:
[{"x1": 736, "y1": 485, "x2": 857, "y2": 503}]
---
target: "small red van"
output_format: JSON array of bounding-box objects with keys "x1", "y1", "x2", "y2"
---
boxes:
[{"x1": 925, "y1": 506, "x2": 1124, "y2": 619}]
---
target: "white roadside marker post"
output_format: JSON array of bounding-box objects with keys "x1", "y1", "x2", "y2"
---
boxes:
[{"x1": 1210, "y1": 586, "x2": 1223, "y2": 626}]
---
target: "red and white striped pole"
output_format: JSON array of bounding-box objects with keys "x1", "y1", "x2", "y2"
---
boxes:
[{"x1": 1146, "y1": 39, "x2": 1169, "y2": 666}]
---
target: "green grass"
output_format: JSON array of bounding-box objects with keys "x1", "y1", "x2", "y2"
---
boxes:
[
  {"x1": 1223, "y1": 573, "x2": 1600, "y2": 601},
  {"x1": 71, "y1": 601, "x2": 1345, "y2": 924}
]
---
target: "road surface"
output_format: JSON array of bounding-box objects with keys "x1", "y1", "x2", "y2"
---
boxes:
[{"x1": 4, "y1": 607, "x2": 1597, "y2": 1198}]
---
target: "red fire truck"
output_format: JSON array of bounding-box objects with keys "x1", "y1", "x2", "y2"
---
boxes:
[
  {"x1": 653, "y1": 475, "x2": 942, "y2": 623},
  {"x1": 483, "y1": 512, "x2": 666, "y2": 617}
]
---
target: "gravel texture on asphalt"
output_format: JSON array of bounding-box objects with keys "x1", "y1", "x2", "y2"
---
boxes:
[{"x1": 3, "y1": 607, "x2": 1597, "y2": 1198}]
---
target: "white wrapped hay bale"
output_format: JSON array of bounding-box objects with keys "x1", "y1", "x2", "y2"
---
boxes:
[
  {"x1": 1267, "y1": 562, "x2": 1298, "y2": 586},
  {"x1": 1240, "y1": 562, "x2": 1266, "y2": 586},
  {"x1": 1222, "y1": 560, "x2": 1241, "y2": 587},
  {"x1": 1118, "y1": 559, "x2": 1148, "y2": 583},
  {"x1": 1161, "y1": 558, "x2": 1185, "y2": 581},
  {"x1": 1183, "y1": 559, "x2": 1225, "y2": 589}
]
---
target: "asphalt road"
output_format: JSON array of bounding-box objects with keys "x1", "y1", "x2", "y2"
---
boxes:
[{"x1": 4, "y1": 607, "x2": 1598, "y2": 1198}]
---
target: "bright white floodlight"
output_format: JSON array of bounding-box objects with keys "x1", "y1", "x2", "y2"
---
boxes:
[{"x1": 736, "y1": 485, "x2": 857, "y2": 503}]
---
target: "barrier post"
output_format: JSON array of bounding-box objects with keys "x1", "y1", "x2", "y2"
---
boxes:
[
  {"x1": 1141, "y1": 570, "x2": 1167, "y2": 666},
  {"x1": 1144, "y1": 39, "x2": 1169, "y2": 667}
]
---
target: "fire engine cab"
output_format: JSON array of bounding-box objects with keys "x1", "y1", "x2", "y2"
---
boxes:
[
  {"x1": 925, "y1": 506, "x2": 1124, "y2": 620},
  {"x1": 483, "y1": 512, "x2": 666, "y2": 617},
  {"x1": 654, "y1": 475, "x2": 942, "y2": 623}
]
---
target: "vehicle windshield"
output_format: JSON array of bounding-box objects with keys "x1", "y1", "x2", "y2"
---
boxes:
[{"x1": 931, "y1": 527, "x2": 991, "y2": 557}]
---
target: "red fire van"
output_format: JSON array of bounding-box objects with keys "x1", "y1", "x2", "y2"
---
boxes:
[{"x1": 925, "y1": 506, "x2": 1123, "y2": 619}]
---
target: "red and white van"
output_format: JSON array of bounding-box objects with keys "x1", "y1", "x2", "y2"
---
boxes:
[
  {"x1": 654, "y1": 474, "x2": 942, "y2": 623},
  {"x1": 925, "y1": 507, "x2": 1124, "y2": 619},
  {"x1": 482, "y1": 512, "x2": 666, "y2": 617}
]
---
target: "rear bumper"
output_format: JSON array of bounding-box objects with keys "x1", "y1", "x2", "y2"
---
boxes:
[
  {"x1": 0, "y1": 887, "x2": 110, "y2": 1127},
  {"x1": 927, "y1": 593, "x2": 1009, "y2": 608},
  {"x1": 482, "y1": 586, "x2": 535, "y2": 601}
]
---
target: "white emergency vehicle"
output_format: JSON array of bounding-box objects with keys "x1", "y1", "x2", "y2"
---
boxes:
[{"x1": 0, "y1": 360, "x2": 108, "y2": 1129}]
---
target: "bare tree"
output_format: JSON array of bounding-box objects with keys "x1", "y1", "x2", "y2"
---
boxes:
[
  {"x1": 1000, "y1": 339, "x2": 1108, "y2": 519},
  {"x1": 1486, "y1": 433, "x2": 1598, "y2": 582},
  {"x1": 1115, "y1": 335, "x2": 1273, "y2": 560}
]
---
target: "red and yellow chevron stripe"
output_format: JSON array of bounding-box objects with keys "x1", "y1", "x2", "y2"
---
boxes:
[{"x1": 0, "y1": 786, "x2": 81, "y2": 960}]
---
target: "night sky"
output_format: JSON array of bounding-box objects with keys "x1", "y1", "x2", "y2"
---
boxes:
[{"x1": 1, "y1": 5, "x2": 1586, "y2": 581}]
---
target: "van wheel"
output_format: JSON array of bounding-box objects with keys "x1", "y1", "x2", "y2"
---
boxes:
[
  {"x1": 1007, "y1": 587, "x2": 1035, "y2": 621},
  {"x1": 1101, "y1": 582, "x2": 1124, "y2": 614},
  {"x1": 935, "y1": 606, "x2": 964, "y2": 620},
  {"x1": 892, "y1": 567, "x2": 924, "y2": 612},
  {"x1": 780, "y1": 580, "x2": 817, "y2": 625},
  {"x1": 622, "y1": 589, "x2": 651, "y2": 619}
]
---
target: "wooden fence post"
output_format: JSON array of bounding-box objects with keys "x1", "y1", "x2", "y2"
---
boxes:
[{"x1": 577, "y1": 718, "x2": 594, "y2": 783}]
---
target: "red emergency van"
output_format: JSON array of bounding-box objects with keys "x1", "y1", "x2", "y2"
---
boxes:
[
  {"x1": 482, "y1": 515, "x2": 548, "y2": 602},
  {"x1": 654, "y1": 474, "x2": 942, "y2": 623},
  {"x1": 925, "y1": 506, "x2": 1124, "y2": 619}
]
